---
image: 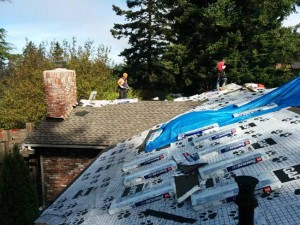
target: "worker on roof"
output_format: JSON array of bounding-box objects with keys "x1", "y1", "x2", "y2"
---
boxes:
[
  {"x1": 117, "y1": 72, "x2": 130, "y2": 99},
  {"x1": 216, "y1": 59, "x2": 227, "y2": 91}
]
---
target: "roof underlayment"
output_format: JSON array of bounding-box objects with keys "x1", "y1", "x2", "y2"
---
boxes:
[
  {"x1": 146, "y1": 76, "x2": 300, "y2": 152},
  {"x1": 35, "y1": 77, "x2": 300, "y2": 225}
]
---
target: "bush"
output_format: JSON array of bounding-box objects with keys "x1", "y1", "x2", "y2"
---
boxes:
[{"x1": 0, "y1": 144, "x2": 38, "y2": 225}]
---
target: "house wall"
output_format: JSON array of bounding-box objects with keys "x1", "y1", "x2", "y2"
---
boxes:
[
  {"x1": 39, "y1": 149, "x2": 100, "y2": 204},
  {"x1": 0, "y1": 127, "x2": 101, "y2": 206}
]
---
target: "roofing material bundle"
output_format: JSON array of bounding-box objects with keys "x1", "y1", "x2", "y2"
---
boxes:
[
  {"x1": 191, "y1": 172, "x2": 281, "y2": 211},
  {"x1": 146, "y1": 76, "x2": 300, "y2": 152},
  {"x1": 34, "y1": 77, "x2": 300, "y2": 225}
]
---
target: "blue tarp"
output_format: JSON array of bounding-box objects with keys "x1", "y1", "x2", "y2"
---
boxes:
[{"x1": 145, "y1": 76, "x2": 300, "y2": 152}]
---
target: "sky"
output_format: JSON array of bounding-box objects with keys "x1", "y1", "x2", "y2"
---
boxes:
[
  {"x1": 0, "y1": 1, "x2": 299, "y2": 65},
  {"x1": 0, "y1": 0, "x2": 128, "y2": 64}
]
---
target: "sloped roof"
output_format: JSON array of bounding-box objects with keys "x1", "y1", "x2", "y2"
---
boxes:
[
  {"x1": 34, "y1": 82, "x2": 300, "y2": 225},
  {"x1": 24, "y1": 101, "x2": 199, "y2": 149},
  {"x1": 146, "y1": 76, "x2": 300, "y2": 152}
]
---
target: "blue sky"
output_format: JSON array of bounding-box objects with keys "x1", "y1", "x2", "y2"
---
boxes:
[
  {"x1": 0, "y1": 0, "x2": 128, "y2": 64},
  {"x1": 0, "y1": 1, "x2": 299, "y2": 65}
]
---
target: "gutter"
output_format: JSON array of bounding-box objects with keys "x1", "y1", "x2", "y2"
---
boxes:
[
  {"x1": 40, "y1": 155, "x2": 46, "y2": 208},
  {"x1": 22, "y1": 143, "x2": 108, "y2": 150}
]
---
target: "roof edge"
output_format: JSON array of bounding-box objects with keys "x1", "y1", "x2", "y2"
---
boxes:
[{"x1": 22, "y1": 143, "x2": 107, "y2": 150}]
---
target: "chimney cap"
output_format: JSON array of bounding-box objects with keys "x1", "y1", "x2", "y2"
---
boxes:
[{"x1": 53, "y1": 59, "x2": 68, "y2": 68}]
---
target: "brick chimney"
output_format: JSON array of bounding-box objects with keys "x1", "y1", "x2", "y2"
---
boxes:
[{"x1": 43, "y1": 68, "x2": 77, "y2": 119}]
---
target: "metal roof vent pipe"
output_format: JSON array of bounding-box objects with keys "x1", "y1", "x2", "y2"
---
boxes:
[{"x1": 234, "y1": 175, "x2": 259, "y2": 225}]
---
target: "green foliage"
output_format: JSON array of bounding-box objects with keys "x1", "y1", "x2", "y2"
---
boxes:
[
  {"x1": 112, "y1": 0, "x2": 300, "y2": 96},
  {"x1": 0, "y1": 28, "x2": 11, "y2": 74},
  {"x1": 0, "y1": 144, "x2": 38, "y2": 225},
  {"x1": 163, "y1": 0, "x2": 300, "y2": 93},
  {"x1": 0, "y1": 38, "x2": 123, "y2": 129},
  {"x1": 111, "y1": 0, "x2": 173, "y2": 90},
  {"x1": 165, "y1": 94, "x2": 175, "y2": 101},
  {"x1": 0, "y1": 41, "x2": 50, "y2": 129},
  {"x1": 62, "y1": 39, "x2": 117, "y2": 100},
  {"x1": 49, "y1": 41, "x2": 64, "y2": 61}
]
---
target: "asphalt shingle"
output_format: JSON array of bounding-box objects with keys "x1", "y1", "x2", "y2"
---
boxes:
[{"x1": 24, "y1": 101, "x2": 200, "y2": 149}]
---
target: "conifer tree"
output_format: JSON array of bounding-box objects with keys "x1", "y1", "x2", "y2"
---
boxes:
[
  {"x1": 49, "y1": 41, "x2": 64, "y2": 61},
  {"x1": 111, "y1": 0, "x2": 172, "y2": 90},
  {"x1": 163, "y1": 0, "x2": 300, "y2": 93},
  {"x1": 0, "y1": 144, "x2": 38, "y2": 225},
  {"x1": 0, "y1": 28, "x2": 11, "y2": 75}
]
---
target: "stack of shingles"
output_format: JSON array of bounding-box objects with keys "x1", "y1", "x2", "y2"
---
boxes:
[{"x1": 43, "y1": 68, "x2": 77, "y2": 119}]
